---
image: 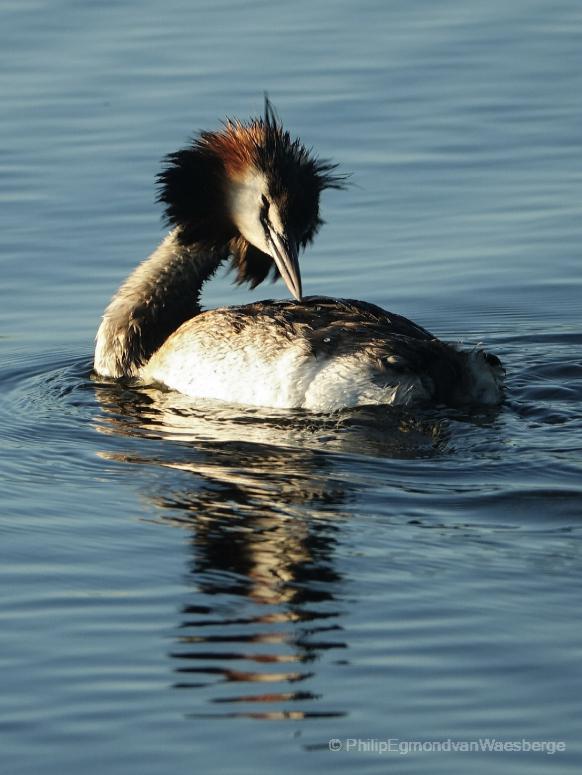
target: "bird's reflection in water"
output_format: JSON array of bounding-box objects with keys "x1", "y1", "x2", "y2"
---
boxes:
[{"x1": 93, "y1": 381, "x2": 446, "y2": 720}]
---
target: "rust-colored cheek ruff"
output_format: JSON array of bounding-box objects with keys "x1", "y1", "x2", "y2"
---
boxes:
[{"x1": 201, "y1": 121, "x2": 266, "y2": 179}]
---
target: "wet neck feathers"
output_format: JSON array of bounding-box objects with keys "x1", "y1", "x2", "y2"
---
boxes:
[{"x1": 94, "y1": 229, "x2": 226, "y2": 378}]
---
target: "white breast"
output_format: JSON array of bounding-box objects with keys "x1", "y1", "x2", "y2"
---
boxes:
[{"x1": 140, "y1": 338, "x2": 427, "y2": 412}]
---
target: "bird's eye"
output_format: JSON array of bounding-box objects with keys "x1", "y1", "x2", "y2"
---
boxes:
[{"x1": 259, "y1": 195, "x2": 270, "y2": 228}]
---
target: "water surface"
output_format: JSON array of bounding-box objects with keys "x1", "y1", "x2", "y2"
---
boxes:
[{"x1": 1, "y1": 1, "x2": 582, "y2": 773}]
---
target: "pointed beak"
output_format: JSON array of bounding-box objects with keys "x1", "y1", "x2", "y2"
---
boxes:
[{"x1": 265, "y1": 228, "x2": 302, "y2": 301}]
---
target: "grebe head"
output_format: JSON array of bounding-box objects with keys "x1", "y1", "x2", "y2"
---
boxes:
[{"x1": 157, "y1": 97, "x2": 345, "y2": 300}]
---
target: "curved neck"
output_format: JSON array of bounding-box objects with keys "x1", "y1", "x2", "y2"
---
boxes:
[{"x1": 94, "y1": 228, "x2": 227, "y2": 377}]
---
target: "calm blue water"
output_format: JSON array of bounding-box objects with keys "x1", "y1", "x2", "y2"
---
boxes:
[{"x1": 1, "y1": 1, "x2": 582, "y2": 773}]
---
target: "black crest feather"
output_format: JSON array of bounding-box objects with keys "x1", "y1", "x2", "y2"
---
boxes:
[{"x1": 157, "y1": 142, "x2": 235, "y2": 248}]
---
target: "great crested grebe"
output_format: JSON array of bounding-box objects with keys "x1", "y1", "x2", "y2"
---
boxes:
[{"x1": 94, "y1": 99, "x2": 503, "y2": 412}]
